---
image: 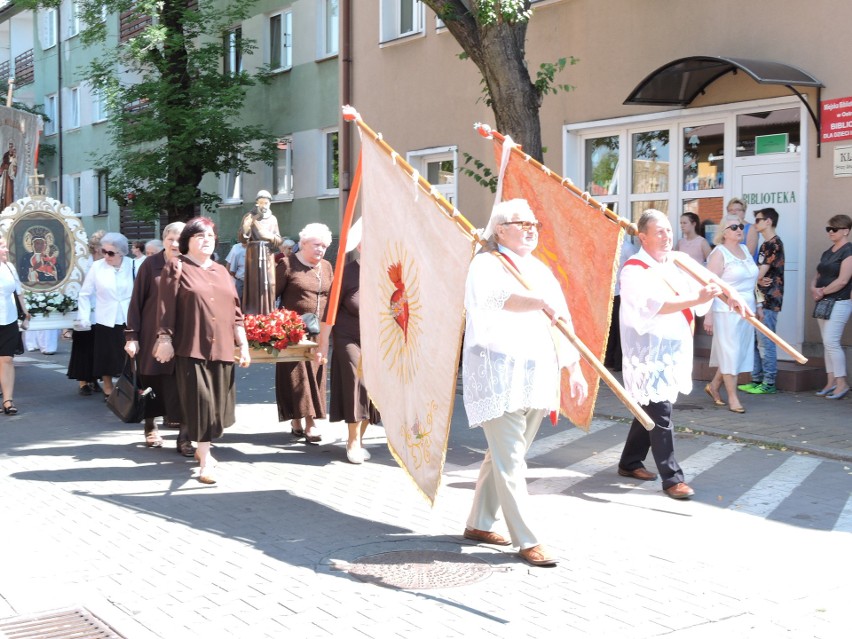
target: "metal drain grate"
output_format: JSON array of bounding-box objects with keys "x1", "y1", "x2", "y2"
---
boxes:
[
  {"x1": 0, "y1": 608, "x2": 125, "y2": 639},
  {"x1": 346, "y1": 549, "x2": 493, "y2": 589}
]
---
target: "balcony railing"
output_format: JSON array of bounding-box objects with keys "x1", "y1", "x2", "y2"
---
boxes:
[
  {"x1": 14, "y1": 49, "x2": 34, "y2": 87},
  {"x1": 0, "y1": 60, "x2": 10, "y2": 89}
]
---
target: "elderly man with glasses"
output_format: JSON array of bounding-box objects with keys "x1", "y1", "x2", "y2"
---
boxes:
[{"x1": 461, "y1": 198, "x2": 587, "y2": 567}]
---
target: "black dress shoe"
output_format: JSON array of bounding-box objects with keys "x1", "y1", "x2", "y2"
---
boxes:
[
  {"x1": 177, "y1": 441, "x2": 196, "y2": 457},
  {"x1": 90, "y1": 381, "x2": 102, "y2": 393},
  {"x1": 79, "y1": 385, "x2": 93, "y2": 396}
]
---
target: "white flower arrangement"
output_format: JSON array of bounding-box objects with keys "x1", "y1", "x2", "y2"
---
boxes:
[{"x1": 24, "y1": 291, "x2": 79, "y2": 316}]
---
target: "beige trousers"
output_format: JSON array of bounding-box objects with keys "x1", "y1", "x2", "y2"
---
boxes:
[{"x1": 466, "y1": 408, "x2": 546, "y2": 550}]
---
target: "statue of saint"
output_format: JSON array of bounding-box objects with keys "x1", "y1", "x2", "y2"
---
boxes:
[{"x1": 239, "y1": 190, "x2": 283, "y2": 315}]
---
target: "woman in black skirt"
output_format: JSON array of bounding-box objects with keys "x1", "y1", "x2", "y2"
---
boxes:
[
  {"x1": 0, "y1": 236, "x2": 31, "y2": 415},
  {"x1": 77, "y1": 232, "x2": 134, "y2": 398},
  {"x1": 67, "y1": 230, "x2": 104, "y2": 395},
  {"x1": 154, "y1": 218, "x2": 250, "y2": 485}
]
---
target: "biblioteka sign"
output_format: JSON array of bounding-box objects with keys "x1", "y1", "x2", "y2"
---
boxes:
[{"x1": 821, "y1": 97, "x2": 852, "y2": 142}]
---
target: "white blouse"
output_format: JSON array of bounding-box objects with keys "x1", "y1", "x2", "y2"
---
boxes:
[
  {"x1": 78, "y1": 257, "x2": 134, "y2": 327},
  {"x1": 462, "y1": 246, "x2": 579, "y2": 427},
  {"x1": 619, "y1": 248, "x2": 713, "y2": 405},
  {"x1": 0, "y1": 262, "x2": 23, "y2": 326}
]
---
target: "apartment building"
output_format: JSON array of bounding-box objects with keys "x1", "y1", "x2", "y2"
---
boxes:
[{"x1": 1, "y1": 0, "x2": 340, "y2": 248}]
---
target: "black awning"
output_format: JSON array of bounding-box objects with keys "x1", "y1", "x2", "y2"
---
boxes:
[{"x1": 624, "y1": 56, "x2": 823, "y2": 106}]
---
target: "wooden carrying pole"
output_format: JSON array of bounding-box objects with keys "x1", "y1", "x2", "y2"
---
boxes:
[
  {"x1": 343, "y1": 106, "x2": 655, "y2": 430},
  {"x1": 672, "y1": 255, "x2": 808, "y2": 364}
]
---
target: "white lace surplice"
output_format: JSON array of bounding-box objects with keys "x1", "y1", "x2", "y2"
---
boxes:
[
  {"x1": 620, "y1": 249, "x2": 712, "y2": 405},
  {"x1": 462, "y1": 247, "x2": 579, "y2": 427}
]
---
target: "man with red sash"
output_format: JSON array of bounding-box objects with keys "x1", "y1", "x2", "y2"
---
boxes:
[{"x1": 617, "y1": 209, "x2": 747, "y2": 499}]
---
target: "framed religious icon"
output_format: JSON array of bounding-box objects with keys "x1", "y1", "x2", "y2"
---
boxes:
[{"x1": 0, "y1": 185, "x2": 90, "y2": 326}]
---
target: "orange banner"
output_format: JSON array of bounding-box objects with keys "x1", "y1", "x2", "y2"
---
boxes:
[{"x1": 491, "y1": 139, "x2": 622, "y2": 429}]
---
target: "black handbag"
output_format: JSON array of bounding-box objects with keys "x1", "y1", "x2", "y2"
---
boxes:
[
  {"x1": 106, "y1": 357, "x2": 152, "y2": 423},
  {"x1": 813, "y1": 297, "x2": 835, "y2": 320}
]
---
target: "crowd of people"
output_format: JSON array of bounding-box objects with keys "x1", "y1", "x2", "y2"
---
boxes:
[{"x1": 3, "y1": 189, "x2": 849, "y2": 569}]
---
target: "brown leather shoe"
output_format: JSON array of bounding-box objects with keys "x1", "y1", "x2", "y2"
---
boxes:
[
  {"x1": 618, "y1": 466, "x2": 658, "y2": 481},
  {"x1": 463, "y1": 528, "x2": 511, "y2": 546},
  {"x1": 519, "y1": 544, "x2": 558, "y2": 567},
  {"x1": 664, "y1": 482, "x2": 695, "y2": 499}
]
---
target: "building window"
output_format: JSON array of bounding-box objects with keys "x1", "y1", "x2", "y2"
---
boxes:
[
  {"x1": 96, "y1": 171, "x2": 109, "y2": 214},
  {"x1": 92, "y1": 88, "x2": 108, "y2": 123},
  {"x1": 222, "y1": 156, "x2": 242, "y2": 202},
  {"x1": 44, "y1": 94, "x2": 57, "y2": 136},
  {"x1": 736, "y1": 107, "x2": 801, "y2": 157},
  {"x1": 43, "y1": 8, "x2": 58, "y2": 49},
  {"x1": 380, "y1": 0, "x2": 423, "y2": 42},
  {"x1": 408, "y1": 146, "x2": 458, "y2": 205},
  {"x1": 223, "y1": 26, "x2": 242, "y2": 75},
  {"x1": 68, "y1": 87, "x2": 81, "y2": 129},
  {"x1": 70, "y1": 175, "x2": 82, "y2": 214},
  {"x1": 584, "y1": 136, "x2": 620, "y2": 199},
  {"x1": 320, "y1": 0, "x2": 339, "y2": 57},
  {"x1": 269, "y1": 11, "x2": 292, "y2": 71},
  {"x1": 68, "y1": 0, "x2": 81, "y2": 37},
  {"x1": 273, "y1": 137, "x2": 294, "y2": 200},
  {"x1": 47, "y1": 178, "x2": 59, "y2": 200},
  {"x1": 323, "y1": 129, "x2": 339, "y2": 193}
]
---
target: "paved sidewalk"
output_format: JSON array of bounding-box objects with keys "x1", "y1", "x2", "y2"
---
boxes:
[
  {"x1": 593, "y1": 371, "x2": 852, "y2": 462},
  {"x1": 1, "y1": 343, "x2": 849, "y2": 638}
]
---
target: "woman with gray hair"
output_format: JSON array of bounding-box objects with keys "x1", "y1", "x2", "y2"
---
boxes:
[
  {"x1": 274, "y1": 222, "x2": 334, "y2": 442},
  {"x1": 77, "y1": 231, "x2": 134, "y2": 398}
]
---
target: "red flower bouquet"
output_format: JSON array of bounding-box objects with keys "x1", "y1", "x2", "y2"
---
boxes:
[{"x1": 244, "y1": 309, "x2": 307, "y2": 355}]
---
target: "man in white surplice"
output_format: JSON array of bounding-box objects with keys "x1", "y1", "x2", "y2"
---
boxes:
[
  {"x1": 617, "y1": 209, "x2": 747, "y2": 499},
  {"x1": 462, "y1": 199, "x2": 587, "y2": 568}
]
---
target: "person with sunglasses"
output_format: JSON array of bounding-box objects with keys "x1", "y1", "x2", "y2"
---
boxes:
[
  {"x1": 77, "y1": 232, "x2": 134, "y2": 399},
  {"x1": 810, "y1": 214, "x2": 852, "y2": 399},
  {"x1": 462, "y1": 198, "x2": 587, "y2": 567},
  {"x1": 704, "y1": 216, "x2": 759, "y2": 413}
]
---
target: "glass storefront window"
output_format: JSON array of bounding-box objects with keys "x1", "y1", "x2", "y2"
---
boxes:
[
  {"x1": 681, "y1": 196, "x2": 724, "y2": 245},
  {"x1": 630, "y1": 200, "x2": 668, "y2": 225},
  {"x1": 585, "y1": 136, "x2": 619, "y2": 195},
  {"x1": 683, "y1": 123, "x2": 724, "y2": 191},
  {"x1": 736, "y1": 107, "x2": 800, "y2": 157},
  {"x1": 631, "y1": 130, "x2": 669, "y2": 194}
]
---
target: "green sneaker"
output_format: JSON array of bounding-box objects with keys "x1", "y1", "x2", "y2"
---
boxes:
[
  {"x1": 748, "y1": 383, "x2": 777, "y2": 395},
  {"x1": 737, "y1": 382, "x2": 759, "y2": 392}
]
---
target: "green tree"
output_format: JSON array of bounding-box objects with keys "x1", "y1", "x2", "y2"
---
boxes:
[
  {"x1": 423, "y1": 0, "x2": 575, "y2": 163},
  {"x1": 21, "y1": 0, "x2": 275, "y2": 222}
]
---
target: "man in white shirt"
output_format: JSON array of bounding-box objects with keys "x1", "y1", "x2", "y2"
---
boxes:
[
  {"x1": 618, "y1": 209, "x2": 747, "y2": 499},
  {"x1": 462, "y1": 199, "x2": 587, "y2": 567}
]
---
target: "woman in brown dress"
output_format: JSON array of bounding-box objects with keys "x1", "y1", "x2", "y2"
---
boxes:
[
  {"x1": 322, "y1": 241, "x2": 380, "y2": 464},
  {"x1": 154, "y1": 217, "x2": 251, "y2": 484},
  {"x1": 275, "y1": 223, "x2": 333, "y2": 443},
  {"x1": 125, "y1": 221, "x2": 194, "y2": 456}
]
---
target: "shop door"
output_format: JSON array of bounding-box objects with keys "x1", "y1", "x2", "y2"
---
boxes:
[{"x1": 733, "y1": 160, "x2": 803, "y2": 357}]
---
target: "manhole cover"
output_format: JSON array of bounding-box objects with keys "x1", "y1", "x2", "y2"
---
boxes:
[
  {"x1": 347, "y1": 549, "x2": 493, "y2": 589},
  {"x1": 0, "y1": 607, "x2": 126, "y2": 638}
]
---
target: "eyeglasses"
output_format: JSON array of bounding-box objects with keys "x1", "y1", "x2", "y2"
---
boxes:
[
  {"x1": 102, "y1": 250, "x2": 119, "y2": 257},
  {"x1": 826, "y1": 226, "x2": 848, "y2": 233},
  {"x1": 754, "y1": 217, "x2": 765, "y2": 223},
  {"x1": 726, "y1": 224, "x2": 745, "y2": 232},
  {"x1": 502, "y1": 221, "x2": 542, "y2": 232}
]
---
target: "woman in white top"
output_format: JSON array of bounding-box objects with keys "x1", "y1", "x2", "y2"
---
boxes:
[
  {"x1": 703, "y1": 215, "x2": 758, "y2": 413},
  {"x1": 677, "y1": 212, "x2": 711, "y2": 264},
  {"x1": 77, "y1": 232, "x2": 134, "y2": 398},
  {"x1": 0, "y1": 236, "x2": 31, "y2": 414}
]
